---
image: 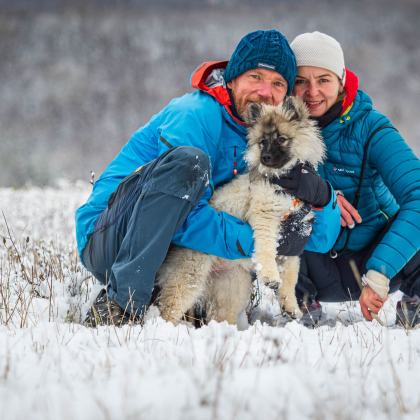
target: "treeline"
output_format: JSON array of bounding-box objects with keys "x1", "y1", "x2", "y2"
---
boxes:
[{"x1": 0, "y1": 0, "x2": 419, "y2": 186}]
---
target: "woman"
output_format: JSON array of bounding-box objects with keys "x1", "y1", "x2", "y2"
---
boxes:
[{"x1": 282, "y1": 32, "x2": 420, "y2": 326}]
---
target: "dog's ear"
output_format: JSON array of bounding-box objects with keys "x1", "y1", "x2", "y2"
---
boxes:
[
  {"x1": 246, "y1": 103, "x2": 264, "y2": 126},
  {"x1": 282, "y1": 97, "x2": 304, "y2": 122}
]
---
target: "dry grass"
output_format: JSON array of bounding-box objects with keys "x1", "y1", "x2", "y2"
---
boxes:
[{"x1": 1, "y1": 183, "x2": 420, "y2": 420}]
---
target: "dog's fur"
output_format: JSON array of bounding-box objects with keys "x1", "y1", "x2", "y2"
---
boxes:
[{"x1": 156, "y1": 96, "x2": 325, "y2": 327}]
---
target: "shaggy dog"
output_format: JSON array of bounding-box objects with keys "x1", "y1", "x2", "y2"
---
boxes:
[{"x1": 156, "y1": 96, "x2": 325, "y2": 327}]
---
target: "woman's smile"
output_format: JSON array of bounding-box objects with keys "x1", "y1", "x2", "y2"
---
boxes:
[{"x1": 292, "y1": 66, "x2": 343, "y2": 117}]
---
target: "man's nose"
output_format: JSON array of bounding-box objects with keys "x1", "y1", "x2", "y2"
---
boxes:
[{"x1": 256, "y1": 81, "x2": 273, "y2": 98}]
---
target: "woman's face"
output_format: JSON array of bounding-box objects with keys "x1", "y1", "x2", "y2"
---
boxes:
[{"x1": 292, "y1": 66, "x2": 343, "y2": 117}]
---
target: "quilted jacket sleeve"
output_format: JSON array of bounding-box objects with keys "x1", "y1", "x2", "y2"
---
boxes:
[{"x1": 365, "y1": 116, "x2": 420, "y2": 278}]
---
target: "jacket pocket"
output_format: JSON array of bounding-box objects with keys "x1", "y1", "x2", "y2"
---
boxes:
[{"x1": 94, "y1": 177, "x2": 146, "y2": 233}]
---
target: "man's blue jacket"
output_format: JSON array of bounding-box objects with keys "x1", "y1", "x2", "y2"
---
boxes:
[
  {"x1": 319, "y1": 69, "x2": 420, "y2": 279},
  {"x1": 75, "y1": 61, "x2": 341, "y2": 265}
]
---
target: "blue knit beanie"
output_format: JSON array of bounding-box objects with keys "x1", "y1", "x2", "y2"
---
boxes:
[{"x1": 224, "y1": 30, "x2": 297, "y2": 96}]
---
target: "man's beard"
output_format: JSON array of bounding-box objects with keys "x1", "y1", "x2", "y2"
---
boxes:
[{"x1": 231, "y1": 90, "x2": 273, "y2": 121}]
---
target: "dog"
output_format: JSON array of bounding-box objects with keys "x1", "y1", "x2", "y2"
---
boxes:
[{"x1": 156, "y1": 96, "x2": 325, "y2": 327}]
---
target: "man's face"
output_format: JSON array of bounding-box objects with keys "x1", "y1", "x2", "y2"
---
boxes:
[{"x1": 227, "y1": 68, "x2": 288, "y2": 120}]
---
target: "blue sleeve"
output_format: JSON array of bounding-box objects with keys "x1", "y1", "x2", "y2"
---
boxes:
[
  {"x1": 305, "y1": 185, "x2": 341, "y2": 253},
  {"x1": 159, "y1": 94, "x2": 255, "y2": 260},
  {"x1": 365, "y1": 122, "x2": 420, "y2": 278},
  {"x1": 172, "y1": 188, "x2": 255, "y2": 259},
  {"x1": 174, "y1": 175, "x2": 340, "y2": 259}
]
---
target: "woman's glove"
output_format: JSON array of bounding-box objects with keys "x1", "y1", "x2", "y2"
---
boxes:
[
  {"x1": 277, "y1": 202, "x2": 314, "y2": 256},
  {"x1": 271, "y1": 163, "x2": 331, "y2": 208}
]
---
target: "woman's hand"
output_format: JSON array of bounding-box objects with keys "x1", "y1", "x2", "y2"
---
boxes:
[
  {"x1": 337, "y1": 195, "x2": 362, "y2": 228},
  {"x1": 359, "y1": 286, "x2": 387, "y2": 321}
]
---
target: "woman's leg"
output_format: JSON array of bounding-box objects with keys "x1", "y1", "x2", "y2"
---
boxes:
[
  {"x1": 296, "y1": 213, "x2": 420, "y2": 305},
  {"x1": 295, "y1": 250, "x2": 351, "y2": 304}
]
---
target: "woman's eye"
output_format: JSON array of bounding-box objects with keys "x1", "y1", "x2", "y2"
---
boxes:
[
  {"x1": 295, "y1": 79, "x2": 306, "y2": 84},
  {"x1": 275, "y1": 82, "x2": 283, "y2": 87},
  {"x1": 320, "y1": 78, "x2": 329, "y2": 83},
  {"x1": 251, "y1": 75, "x2": 259, "y2": 79}
]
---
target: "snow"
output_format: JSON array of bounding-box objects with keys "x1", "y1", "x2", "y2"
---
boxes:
[
  {"x1": 254, "y1": 262, "x2": 263, "y2": 272},
  {"x1": 1, "y1": 182, "x2": 420, "y2": 420}
]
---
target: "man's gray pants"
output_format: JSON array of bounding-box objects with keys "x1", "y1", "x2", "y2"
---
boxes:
[{"x1": 82, "y1": 146, "x2": 211, "y2": 315}]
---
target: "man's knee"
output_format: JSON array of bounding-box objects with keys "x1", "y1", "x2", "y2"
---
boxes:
[
  {"x1": 167, "y1": 146, "x2": 211, "y2": 174},
  {"x1": 153, "y1": 146, "x2": 211, "y2": 201}
]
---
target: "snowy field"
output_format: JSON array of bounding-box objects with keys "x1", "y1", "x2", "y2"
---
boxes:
[{"x1": 1, "y1": 183, "x2": 419, "y2": 420}]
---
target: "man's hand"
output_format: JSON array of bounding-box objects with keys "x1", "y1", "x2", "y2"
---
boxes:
[
  {"x1": 271, "y1": 163, "x2": 331, "y2": 208},
  {"x1": 277, "y1": 202, "x2": 314, "y2": 256},
  {"x1": 359, "y1": 286, "x2": 387, "y2": 321},
  {"x1": 337, "y1": 195, "x2": 362, "y2": 228}
]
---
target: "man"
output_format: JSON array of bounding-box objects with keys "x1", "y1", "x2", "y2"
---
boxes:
[{"x1": 76, "y1": 30, "x2": 341, "y2": 326}]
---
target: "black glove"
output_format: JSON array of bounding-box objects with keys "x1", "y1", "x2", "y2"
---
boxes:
[
  {"x1": 272, "y1": 163, "x2": 331, "y2": 208},
  {"x1": 277, "y1": 202, "x2": 315, "y2": 256}
]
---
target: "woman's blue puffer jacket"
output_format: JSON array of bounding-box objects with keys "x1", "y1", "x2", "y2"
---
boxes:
[{"x1": 318, "y1": 69, "x2": 420, "y2": 278}]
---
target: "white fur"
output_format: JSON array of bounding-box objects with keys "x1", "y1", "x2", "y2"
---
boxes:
[{"x1": 156, "y1": 97, "x2": 325, "y2": 326}]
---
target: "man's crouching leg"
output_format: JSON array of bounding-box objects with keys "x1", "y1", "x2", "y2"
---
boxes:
[{"x1": 82, "y1": 146, "x2": 211, "y2": 325}]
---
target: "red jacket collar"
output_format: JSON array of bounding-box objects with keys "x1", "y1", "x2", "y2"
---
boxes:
[
  {"x1": 341, "y1": 68, "x2": 359, "y2": 114},
  {"x1": 190, "y1": 61, "x2": 248, "y2": 127}
]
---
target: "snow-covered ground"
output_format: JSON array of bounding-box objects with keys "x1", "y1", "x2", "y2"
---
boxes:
[{"x1": 0, "y1": 183, "x2": 419, "y2": 420}]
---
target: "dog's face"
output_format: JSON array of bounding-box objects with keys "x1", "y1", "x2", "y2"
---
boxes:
[
  {"x1": 244, "y1": 96, "x2": 326, "y2": 178},
  {"x1": 252, "y1": 116, "x2": 294, "y2": 170}
]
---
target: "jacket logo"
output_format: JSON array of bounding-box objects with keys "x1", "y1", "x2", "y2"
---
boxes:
[{"x1": 334, "y1": 166, "x2": 355, "y2": 174}]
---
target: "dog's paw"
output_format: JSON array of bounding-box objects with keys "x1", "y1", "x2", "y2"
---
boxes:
[
  {"x1": 279, "y1": 295, "x2": 303, "y2": 319},
  {"x1": 259, "y1": 276, "x2": 283, "y2": 290},
  {"x1": 256, "y1": 266, "x2": 281, "y2": 283}
]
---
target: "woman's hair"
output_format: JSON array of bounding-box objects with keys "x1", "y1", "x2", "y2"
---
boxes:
[{"x1": 336, "y1": 78, "x2": 346, "y2": 104}]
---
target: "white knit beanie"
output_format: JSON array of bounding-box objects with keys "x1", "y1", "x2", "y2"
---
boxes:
[{"x1": 290, "y1": 32, "x2": 346, "y2": 85}]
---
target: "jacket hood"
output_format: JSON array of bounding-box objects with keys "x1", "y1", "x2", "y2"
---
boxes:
[
  {"x1": 190, "y1": 61, "x2": 248, "y2": 127},
  {"x1": 323, "y1": 68, "x2": 373, "y2": 133},
  {"x1": 341, "y1": 68, "x2": 358, "y2": 115}
]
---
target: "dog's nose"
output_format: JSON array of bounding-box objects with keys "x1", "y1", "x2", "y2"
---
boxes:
[{"x1": 262, "y1": 153, "x2": 273, "y2": 163}]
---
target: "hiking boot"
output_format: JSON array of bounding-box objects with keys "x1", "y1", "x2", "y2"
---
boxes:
[
  {"x1": 395, "y1": 298, "x2": 420, "y2": 328},
  {"x1": 83, "y1": 289, "x2": 134, "y2": 327},
  {"x1": 300, "y1": 300, "x2": 322, "y2": 328}
]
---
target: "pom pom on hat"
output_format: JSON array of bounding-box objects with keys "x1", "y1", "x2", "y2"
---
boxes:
[{"x1": 291, "y1": 32, "x2": 346, "y2": 85}]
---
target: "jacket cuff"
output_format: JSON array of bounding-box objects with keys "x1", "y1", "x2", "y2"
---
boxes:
[
  {"x1": 237, "y1": 224, "x2": 254, "y2": 257},
  {"x1": 362, "y1": 270, "x2": 389, "y2": 300}
]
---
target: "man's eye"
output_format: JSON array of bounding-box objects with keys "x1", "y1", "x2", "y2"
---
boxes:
[
  {"x1": 274, "y1": 82, "x2": 283, "y2": 87},
  {"x1": 295, "y1": 79, "x2": 306, "y2": 84},
  {"x1": 320, "y1": 79, "x2": 329, "y2": 83}
]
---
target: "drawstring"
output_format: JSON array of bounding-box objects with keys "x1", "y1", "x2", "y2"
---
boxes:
[{"x1": 233, "y1": 146, "x2": 237, "y2": 176}]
